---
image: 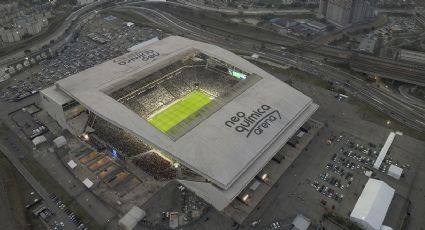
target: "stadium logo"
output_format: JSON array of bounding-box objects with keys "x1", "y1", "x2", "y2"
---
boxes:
[
  {"x1": 225, "y1": 105, "x2": 281, "y2": 138},
  {"x1": 113, "y1": 49, "x2": 160, "y2": 65}
]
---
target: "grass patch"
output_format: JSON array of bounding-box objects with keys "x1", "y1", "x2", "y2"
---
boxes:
[
  {"x1": 0, "y1": 153, "x2": 44, "y2": 230},
  {"x1": 148, "y1": 90, "x2": 212, "y2": 132}
]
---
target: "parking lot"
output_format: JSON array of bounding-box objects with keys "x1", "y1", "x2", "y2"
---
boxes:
[
  {"x1": 240, "y1": 125, "x2": 419, "y2": 230},
  {"x1": 48, "y1": 192, "x2": 88, "y2": 230},
  {"x1": 0, "y1": 12, "x2": 163, "y2": 104},
  {"x1": 308, "y1": 131, "x2": 411, "y2": 214},
  {"x1": 227, "y1": 67, "x2": 425, "y2": 230}
]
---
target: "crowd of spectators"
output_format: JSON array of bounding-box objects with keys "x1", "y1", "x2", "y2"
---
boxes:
[
  {"x1": 132, "y1": 152, "x2": 176, "y2": 180},
  {"x1": 92, "y1": 117, "x2": 152, "y2": 157},
  {"x1": 179, "y1": 165, "x2": 200, "y2": 178},
  {"x1": 137, "y1": 86, "x2": 175, "y2": 116},
  {"x1": 91, "y1": 56, "x2": 248, "y2": 180},
  {"x1": 115, "y1": 62, "x2": 240, "y2": 118}
]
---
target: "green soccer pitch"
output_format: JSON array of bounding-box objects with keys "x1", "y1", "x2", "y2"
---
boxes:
[{"x1": 148, "y1": 90, "x2": 212, "y2": 132}]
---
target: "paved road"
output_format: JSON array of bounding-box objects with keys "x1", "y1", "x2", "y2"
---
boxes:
[
  {"x1": 147, "y1": 1, "x2": 425, "y2": 86},
  {"x1": 172, "y1": 0, "x2": 311, "y2": 15},
  {"x1": 0, "y1": 4, "x2": 423, "y2": 229},
  {"x1": 0, "y1": 2, "x2": 102, "y2": 69},
  {"x1": 32, "y1": 141, "x2": 118, "y2": 229},
  {"x1": 398, "y1": 85, "x2": 425, "y2": 108},
  {"x1": 117, "y1": 5, "x2": 425, "y2": 133},
  {"x1": 0, "y1": 94, "x2": 119, "y2": 229},
  {"x1": 0, "y1": 141, "x2": 77, "y2": 230},
  {"x1": 299, "y1": 55, "x2": 425, "y2": 130}
]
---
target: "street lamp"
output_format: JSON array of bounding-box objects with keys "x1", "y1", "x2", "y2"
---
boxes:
[
  {"x1": 173, "y1": 162, "x2": 180, "y2": 168},
  {"x1": 82, "y1": 133, "x2": 89, "y2": 141},
  {"x1": 242, "y1": 194, "x2": 250, "y2": 203},
  {"x1": 260, "y1": 173, "x2": 269, "y2": 183}
]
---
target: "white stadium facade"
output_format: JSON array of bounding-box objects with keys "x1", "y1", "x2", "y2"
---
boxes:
[{"x1": 40, "y1": 36, "x2": 318, "y2": 211}]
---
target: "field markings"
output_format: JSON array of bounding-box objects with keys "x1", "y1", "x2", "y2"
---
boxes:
[{"x1": 148, "y1": 90, "x2": 212, "y2": 132}]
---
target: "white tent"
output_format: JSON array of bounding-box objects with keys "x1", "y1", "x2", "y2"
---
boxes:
[
  {"x1": 350, "y1": 179, "x2": 395, "y2": 230},
  {"x1": 118, "y1": 206, "x2": 146, "y2": 230},
  {"x1": 387, "y1": 165, "x2": 403, "y2": 180},
  {"x1": 32, "y1": 135, "x2": 47, "y2": 146},
  {"x1": 53, "y1": 136, "x2": 67, "y2": 148},
  {"x1": 374, "y1": 132, "x2": 396, "y2": 169},
  {"x1": 67, "y1": 160, "x2": 77, "y2": 169},
  {"x1": 364, "y1": 170, "x2": 373, "y2": 177},
  {"x1": 82, "y1": 178, "x2": 94, "y2": 189},
  {"x1": 292, "y1": 214, "x2": 311, "y2": 230}
]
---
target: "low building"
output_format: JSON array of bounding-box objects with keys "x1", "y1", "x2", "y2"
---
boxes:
[
  {"x1": 387, "y1": 165, "x2": 403, "y2": 180},
  {"x1": 82, "y1": 178, "x2": 94, "y2": 189},
  {"x1": 0, "y1": 28, "x2": 21, "y2": 43},
  {"x1": 292, "y1": 214, "x2": 311, "y2": 230},
  {"x1": 356, "y1": 36, "x2": 377, "y2": 54},
  {"x1": 350, "y1": 179, "x2": 395, "y2": 230},
  {"x1": 119, "y1": 206, "x2": 146, "y2": 230},
  {"x1": 53, "y1": 136, "x2": 67, "y2": 148},
  {"x1": 304, "y1": 19, "x2": 327, "y2": 31},
  {"x1": 67, "y1": 160, "x2": 77, "y2": 169},
  {"x1": 32, "y1": 135, "x2": 47, "y2": 146}
]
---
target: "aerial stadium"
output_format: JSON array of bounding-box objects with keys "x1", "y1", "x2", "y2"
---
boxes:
[{"x1": 39, "y1": 36, "x2": 318, "y2": 212}]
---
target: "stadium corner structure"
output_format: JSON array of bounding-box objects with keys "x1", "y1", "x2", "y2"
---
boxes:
[{"x1": 39, "y1": 36, "x2": 318, "y2": 211}]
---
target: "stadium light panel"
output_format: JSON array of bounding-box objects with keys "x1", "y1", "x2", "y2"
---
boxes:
[{"x1": 228, "y1": 69, "x2": 246, "y2": 80}]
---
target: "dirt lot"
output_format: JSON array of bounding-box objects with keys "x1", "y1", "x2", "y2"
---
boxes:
[{"x1": 0, "y1": 153, "x2": 44, "y2": 230}]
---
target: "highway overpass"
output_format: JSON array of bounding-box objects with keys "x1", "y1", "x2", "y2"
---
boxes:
[{"x1": 350, "y1": 54, "x2": 425, "y2": 87}]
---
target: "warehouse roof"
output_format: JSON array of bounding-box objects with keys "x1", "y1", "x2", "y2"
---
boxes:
[{"x1": 350, "y1": 179, "x2": 395, "y2": 230}]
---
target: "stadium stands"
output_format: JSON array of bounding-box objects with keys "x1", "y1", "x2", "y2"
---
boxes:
[
  {"x1": 112, "y1": 61, "x2": 240, "y2": 120},
  {"x1": 131, "y1": 152, "x2": 176, "y2": 180},
  {"x1": 93, "y1": 59, "x2": 243, "y2": 180},
  {"x1": 92, "y1": 117, "x2": 152, "y2": 157}
]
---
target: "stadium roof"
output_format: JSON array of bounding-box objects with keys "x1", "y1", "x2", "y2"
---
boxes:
[
  {"x1": 350, "y1": 179, "x2": 395, "y2": 230},
  {"x1": 53, "y1": 36, "x2": 318, "y2": 193},
  {"x1": 41, "y1": 84, "x2": 73, "y2": 105}
]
